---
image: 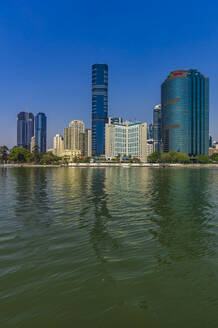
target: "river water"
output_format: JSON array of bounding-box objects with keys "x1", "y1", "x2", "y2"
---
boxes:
[{"x1": 1, "y1": 167, "x2": 218, "y2": 327}]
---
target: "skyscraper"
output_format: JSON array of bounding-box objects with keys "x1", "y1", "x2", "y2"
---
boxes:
[
  {"x1": 30, "y1": 136, "x2": 35, "y2": 153},
  {"x1": 161, "y1": 70, "x2": 209, "y2": 155},
  {"x1": 17, "y1": 112, "x2": 34, "y2": 150},
  {"x1": 53, "y1": 134, "x2": 64, "y2": 157},
  {"x1": 92, "y1": 64, "x2": 108, "y2": 155},
  {"x1": 85, "y1": 129, "x2": 92, "y2": 157},
  {"x1": 79, "y1": 132, "x2": 85, "y2": 156},
  {"x1": 148, "y1": 123, "x2": 153, "y2": 139},
  {"x1": 209, "y1": 136, "x2": 213, "y2": 148},
  {"x1": 64, "y1": 120, "x2": 85, "y2": 150},
  {"x1": 35, "y1": 112, "x2": 47, "y2": 153},
  {"x1": 153, "y1": 105, "x2": 162, "y2": 152}
]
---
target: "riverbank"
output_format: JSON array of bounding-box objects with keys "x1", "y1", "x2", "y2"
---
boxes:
[{"x1": 1, "y1": 163, "x2": 218, "y2": 168}]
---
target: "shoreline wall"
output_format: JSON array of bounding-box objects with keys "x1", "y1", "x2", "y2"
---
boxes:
[{"x1": 1, "y1": 163, "x2": 218, "y2": 168}]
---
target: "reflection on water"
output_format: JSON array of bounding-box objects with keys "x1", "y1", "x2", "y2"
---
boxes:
[
  {"x1": 149, "y1": 169, "x2": 215, "y2": 261},
  {"x1": 0, "y1": 167, "x2": 218, "y2": 328}
]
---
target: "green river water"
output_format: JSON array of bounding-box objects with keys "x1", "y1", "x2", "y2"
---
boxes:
[{"x1": 0, "y1": 167, "x2": 218, "y2": 327}]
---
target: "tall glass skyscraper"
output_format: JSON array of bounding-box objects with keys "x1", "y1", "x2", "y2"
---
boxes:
[
  {"x1": 161, "y1": 70, "x2": 209, "y2": 155},
  {"x1": 153, "y1": 104, "x2": 162, "y2": 152},
  {"x1": 17, "y1": 112, "x2": 34, "y2": 150},
  {"x1": 92, "y1": 64, "x2": 108, "y2": 155},
  {"x1": 35, "y1": 113, "x2": 47, "y2": 153}
]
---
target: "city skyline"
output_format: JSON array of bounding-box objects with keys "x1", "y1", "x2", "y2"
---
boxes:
[
  {"x1": 1, "y1": 1, "x2": 218, "y2": 148},
  {"x1": 2, "y1": 64, "x2": 217, "y2": 150}
]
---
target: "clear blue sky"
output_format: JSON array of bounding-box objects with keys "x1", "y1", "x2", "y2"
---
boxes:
[{"x1": 0, "y1": 0, "x2": 218, "y2": 148}]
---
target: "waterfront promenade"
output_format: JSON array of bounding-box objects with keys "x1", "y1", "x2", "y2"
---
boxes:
[{"x1": 1, "y1": 163, "x2": 218, "y2": 168}]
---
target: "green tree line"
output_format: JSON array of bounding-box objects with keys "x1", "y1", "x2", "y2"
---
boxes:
[
  {"x1": 0, "y1": 146, "x2": 61, "y2": 165},
  {"x1": 148, "y1": 151, "x2": 218, "y2": 164}
]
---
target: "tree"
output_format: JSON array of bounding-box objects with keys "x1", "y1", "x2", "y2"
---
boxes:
[
  {"x1": 175, "y1": 152, "x2": 190, "y2": 163},
  {"x1": 31, "y1": 145, "x2": 41, "y2": 163},
  {"x1": 150, "y1": 151, "x2": 191, "y2": 164},
  {"x1": 160, "y1": 153, "x2": 172, "y2": 163},
  {"x1": 9, "y1": 147, "x2": 31, "y2": 163},
  {"x1": 39, "y1": 152, "x2": 60, "y2": 165},
  {"x1": 147, "y1": 152, "x2": 161, "y2": 163},
  {"x1": 116, "y1": 153, "x2": 121, "y2": 162},
  {"x1": 84, "y1": 157, "x2": 90, "y2": 163},
  {"x1": 210, "y1": 153, "x2": 218, "y2": 162},
  {"x1": 132, "y1": 157, "x2": 141, "y2": 163},
  {"x1": 168, "y1": 151, "x2": 178, "y2": 162},
  {"x1": 196, "y1": 154, "x2": 210, "y2": 164},
  {"x1": 73, "y1": 156, "x2": 79, "y2": 163},
  {"x1": 0, "y1": 146, "x2": 9, "y2": 162}
]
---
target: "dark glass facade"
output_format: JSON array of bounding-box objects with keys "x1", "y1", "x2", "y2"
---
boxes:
[
  {"x1": 161, "y1": 70, "x2": 209, "y2": 155},
  {"x1": 17, "y1": 112, "x2": 34, "y2": 150},
  {"x1": 148, "y1": 123, "x2": 153, "y2": 139},
  {"x1": 35, "y1": 113, "x2": 47, "y2": 153},
  {"x1": 153, "y1": 104, "x2": 162, "y2": 152},
  {"x1": 209, "y1": 136, "x2": 213, "y2": 148},
  {"x1": 92, "y1": 64, "x2": 108, "y2": 155}
]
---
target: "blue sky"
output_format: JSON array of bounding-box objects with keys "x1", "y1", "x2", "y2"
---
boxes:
[{"x1": 0, "y1": 0, "x2": 218, "y2": 148}]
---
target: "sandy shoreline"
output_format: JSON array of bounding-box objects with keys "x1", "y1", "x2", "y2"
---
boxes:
[{"x1": 1, "y1": 163, "x2": 218, "y2": 168}]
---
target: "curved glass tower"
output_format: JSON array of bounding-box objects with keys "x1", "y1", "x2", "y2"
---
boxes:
[
  {"x1": 92, "y1": 64, "x2": 108, "y2": 155},
  {"x1": 17, "y1": 112, "x2": 34, "y2": 150},
  {"x1": 35, "y1": 112, "x2": 47, "y2": 153},
  {"x1": 161, "y1": 70, "x2": 209, "y2": 155},
  {"x1": 153, "y1": 104, "x2": 162, "y2": 152}
]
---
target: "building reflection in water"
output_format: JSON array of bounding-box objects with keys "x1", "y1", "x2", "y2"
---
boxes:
[
  {"x1": 12, "y1": 168, "x2": 51, "y2": 226},
  {"x1": 148, "y1": 168, "x2": 216, "y2": 264},
  {"x1": 87, "y1": 169, "x2": 122, "y2": 271}
]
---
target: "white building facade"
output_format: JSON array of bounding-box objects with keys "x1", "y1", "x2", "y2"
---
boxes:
[
  {"x1": 64, "y1": 120, "x2": 85, "y2": 150},
  {"x1": 30, "y1": 136, "x2": 35, "y2": 153},
  {"x1": 105, "y1": 121, "x2": 147, "y2": 162},
  {"x1": 85, "y1": 129, "x2": 92, "y2": 157},
  {"x1": 147, "y1": 138, "x2": 154, "y2": 156},
  {"x1": 53, "y1": 134, "x2": 64, "y2": 157}
]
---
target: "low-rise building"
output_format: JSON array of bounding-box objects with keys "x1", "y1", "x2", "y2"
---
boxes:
[
  {"x1": 209, "y1": 147, "x2": 218, "y2": 156},
  {"x1": 61, "y1": 149, "x2": 81, "y2": 162}
]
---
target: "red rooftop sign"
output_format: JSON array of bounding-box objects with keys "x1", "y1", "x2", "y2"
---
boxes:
[{"x1": 173, "y1": 72, "x2": 183, "y2": 76}]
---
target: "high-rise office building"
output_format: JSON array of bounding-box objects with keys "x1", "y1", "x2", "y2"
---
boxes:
[
  {"x1": 148, "y1": 123, "x2": 153, "y2": 139},
  {"x1": 209, "y1": 136, "x2": 213, "y2": 148},
  {"x1": 17, "y1": 112, "x2": 34, "y2": 150},
  {"x1": 64, "y1": 120, "x2": 85, "y2": 150},
  {"x1": 79, "y1": 132, "x2": 85, "y2": 156},
  {"x1": 85, "y1": 129, "x2": 92, "y2": 157},
  {"x1": 153, "y1": 105, "x2": 162, "y2": 152},
  {"x1": 92, "y1": 64, "x2": 108, "y2": 155},
  {"x1": 105, "y1": 121, "x2": 147, "y2": 162},
  {"x1": 53, "y1": 134, "x2": 64, "y2": 157},
  {"x1": 161, "y1": 70, "x2": 209, "y2": 155},
  {"x1": 30, "y1": 136, "x2": 35, "y2": 153},
  {"x1": 35, "y1": 112, "x2": 47, "y2": 153}
]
